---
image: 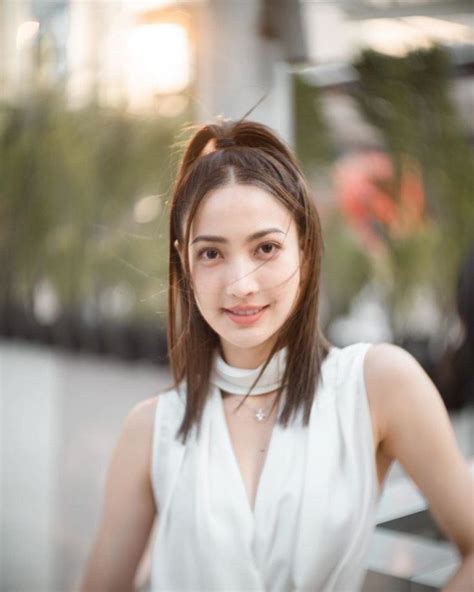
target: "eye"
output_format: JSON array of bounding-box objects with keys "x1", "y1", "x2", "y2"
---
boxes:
[
  {"x1": 257, "y1": 242, "x2": 281, "y2": 257},
  {"x1": 196, "y1": 242, "x2": 281, "y2": 263},
  {"x1": 197, "y1": 247, "x2": 221, "y2": 261}
]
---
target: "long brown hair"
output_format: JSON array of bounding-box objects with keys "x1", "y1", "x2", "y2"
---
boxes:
[{"x1": 167, "y1": 118, "x2": 330, "y2": 444}]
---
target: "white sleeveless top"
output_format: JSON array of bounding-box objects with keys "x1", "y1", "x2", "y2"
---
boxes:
[{"x1": 149, "y1": 342, "x2": 381, "y2": 591}]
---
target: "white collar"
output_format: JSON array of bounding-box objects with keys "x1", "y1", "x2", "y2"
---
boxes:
[{"x1": 210, "y1": 347, "x2": 288, "y2": 396}]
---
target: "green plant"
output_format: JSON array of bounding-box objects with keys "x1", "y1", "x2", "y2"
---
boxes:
[
  {"x1": 0, "y1": 89, "x2": 190, "y2": 326},
  {"x1": 352, "y1": 46, "x2": 474, "y2": 319}
]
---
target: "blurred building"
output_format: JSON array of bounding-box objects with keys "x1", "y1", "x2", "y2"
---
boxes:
[
  {"x1": 303, "y1": 1, "x2": 474, "y2": 149},
  {"x1": 0, "y1": 0, "x2": 69, "y2": 99},
  {"x1": 1, "y1": 0, "x2": 473, "y2": 142}
]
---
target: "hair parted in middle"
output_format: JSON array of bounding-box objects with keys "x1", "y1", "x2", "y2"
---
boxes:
[{"x1": 167, "y1": 117, "x2": 330, "y2": 444}]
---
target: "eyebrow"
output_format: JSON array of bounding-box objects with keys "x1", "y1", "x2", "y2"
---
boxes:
[{"x1": 191, "y1": 228, "x2": 285, "y2": 245}]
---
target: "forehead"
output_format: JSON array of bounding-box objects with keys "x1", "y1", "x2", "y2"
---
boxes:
[{"x1": 190, "y1": 184, "x2": 295, "y2": 238}]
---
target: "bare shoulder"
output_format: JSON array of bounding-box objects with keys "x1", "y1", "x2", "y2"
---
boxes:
[
  {"x1": 363, "y1": 342, "x2": 441, "y2": 451},
  {"x1": 363, "y1": 342, "x2": 420, "y2": 378},
  {"x1": 118, "y1": 395, "x2": 159, "y2": 466},
  {"x1": 126, "y1": 395, "x2": 159, "y2": 428},
  {"x1": 122, "y1": 387, "x2": 183, "y2": 446}
]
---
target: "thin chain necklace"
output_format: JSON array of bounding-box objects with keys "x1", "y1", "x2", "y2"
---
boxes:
[
  {"x1": 230, "y1": 394, "x2": 277, "y2": 423},
  {"x1": 211, "y1": 346, "x2": 287, "y2": 422}
]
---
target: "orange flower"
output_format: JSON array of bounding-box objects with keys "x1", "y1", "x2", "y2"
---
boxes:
[{"x1": 333, "y1": 151, "x2": 425, "y2": 251}]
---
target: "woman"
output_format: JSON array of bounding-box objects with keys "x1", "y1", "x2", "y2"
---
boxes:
[{"x1": 80, "y1": 119, "x2": 474, "y2": 591}]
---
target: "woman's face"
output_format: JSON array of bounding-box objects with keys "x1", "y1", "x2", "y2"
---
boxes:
[{"x1": 180, "y1": 183, "x2": 304, "y2": 368}]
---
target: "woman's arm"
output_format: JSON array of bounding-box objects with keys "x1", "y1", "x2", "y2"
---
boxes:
[
  {"x1": 79, "y1": 397, "x2": 158, "y2": 592},
  {"x1": 364, "y1": 344, "x2": 474, "y2": 591}
]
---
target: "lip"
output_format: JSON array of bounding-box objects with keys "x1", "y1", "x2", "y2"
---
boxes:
[
  {"x1": 225, "y1": 305, "x2": 267, "y2": 313},
  {"x1": 223, "y1": 305, "x2": 269, "y2": 326}
]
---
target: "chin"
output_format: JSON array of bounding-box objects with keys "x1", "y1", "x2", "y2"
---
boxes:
[{"x1": 221, "y1": 329, "x2": 275, "y2": 351}]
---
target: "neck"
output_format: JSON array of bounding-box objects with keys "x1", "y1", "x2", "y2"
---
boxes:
[
  {"x1": 218, "y1": 339, "x2": 278, "y2": 369},
  {"x1": 211, "y1": 345, "x2": 288, "y2": 397}
]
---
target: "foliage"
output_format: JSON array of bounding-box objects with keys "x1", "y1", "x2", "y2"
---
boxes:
[
  {"x1": 0, "y1": 89, "x2": 190, "y2": 326},
  {"x1": 352, "y1": 46, "x2": 474, "y2": 320},
  {"x1": 320, "y1": 215, "x2": 372, "y2": 321},
  {"x1": 292, "y1": 73, "x2": 334, "y2": 173}
]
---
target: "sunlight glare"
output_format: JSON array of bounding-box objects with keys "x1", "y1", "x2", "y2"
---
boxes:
[
  {"x1": 126, "y1": 23, "x2": 190, "y2": 107},
  {"x1": 16, "y1": 21, "x2": 40, "y2": 48}
]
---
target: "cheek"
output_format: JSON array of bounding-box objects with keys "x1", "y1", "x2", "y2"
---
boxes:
[
  {"x1": 263, "y1": 253, "x2": 301, "y2": 291},
  {"x1": 270, "y1": 262, "x2": 302, "y2": 314},
  {"x1": 190, "y1": 271, "x2": 222, "y2": 320}
]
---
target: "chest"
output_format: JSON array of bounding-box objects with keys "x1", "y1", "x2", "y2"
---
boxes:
[
  {"x1": 152, "y1": 383, "x2": 380, "y2": 591},
  {"x1": 222, "y1": 390, "x2": 392, "y2": 512},
  {"x1": 222, "y1": 393, "x2": 278, "y2": 511}
]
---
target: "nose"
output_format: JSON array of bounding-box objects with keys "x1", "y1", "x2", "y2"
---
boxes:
[{"x1": 224, "y1": 258, "x2": 259, "y2": 299}]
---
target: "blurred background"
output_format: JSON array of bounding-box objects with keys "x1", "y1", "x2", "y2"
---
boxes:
[{"x1": 1, "y1": 1, "x2": 473, "y2": 591}]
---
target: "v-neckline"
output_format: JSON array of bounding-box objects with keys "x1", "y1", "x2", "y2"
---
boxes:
[{"x1": 214, "y1": 385, "x2": 283, "y2": 517}]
